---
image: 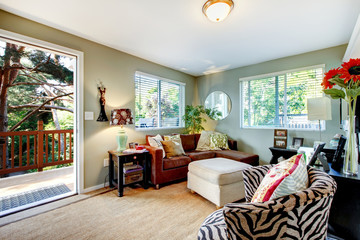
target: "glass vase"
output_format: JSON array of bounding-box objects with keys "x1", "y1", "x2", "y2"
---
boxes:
[{"x1": 344, "y1": 115, "x2": 359, "y2": 176}]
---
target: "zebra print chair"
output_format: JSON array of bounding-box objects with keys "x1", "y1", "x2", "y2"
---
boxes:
[{"x1": 198, "y1": 165, "x2": 337, "y2": 240}]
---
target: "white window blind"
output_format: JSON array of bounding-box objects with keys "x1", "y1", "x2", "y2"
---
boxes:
[
  {"x1": 135, "y1": 71, "x2": 185, "y2": 129},
  {"x1": 240, "y1": 66, "x2": 324, "y2": 130}
]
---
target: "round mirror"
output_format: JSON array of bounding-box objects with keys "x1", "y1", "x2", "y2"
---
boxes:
[{"x1": 204, "y1": 91, "x2": 232, "y2": 120}]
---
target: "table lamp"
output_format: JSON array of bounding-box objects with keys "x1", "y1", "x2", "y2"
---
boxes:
[
  {"x1": 307, "y1": 97, "x2": 332, "y2": 142},
  {"x1": 110, "y1": 109, "x2": 133, "y2": 152}
]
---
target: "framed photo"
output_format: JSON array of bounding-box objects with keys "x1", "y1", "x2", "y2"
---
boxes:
[
  {"x1": 292, "y1": 137, "x2": 304, "y2": 149},
  {"x1": 274, "y1": 139, "x2": 287, "y2": 148},
  {"x1": 274, "y1": 129, "x2": 288, "y2": 148},
  {"x1": 129, "y1": 142, "x2": 138, "y2": 149},
  {"x1": 274, "y1": 129, "x2": 287, "y2": 137}
]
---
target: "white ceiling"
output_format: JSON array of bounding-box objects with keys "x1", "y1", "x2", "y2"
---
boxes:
[{"x1": 1, "y1": 0, "x2": 360, "y2": 76}]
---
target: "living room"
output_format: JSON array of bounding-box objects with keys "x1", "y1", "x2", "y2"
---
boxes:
[{"x1": 0, "y1": 0, "x2": 360, "y2": 239}]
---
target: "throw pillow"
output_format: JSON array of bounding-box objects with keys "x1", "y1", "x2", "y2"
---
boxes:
[
  {"x1": 251, "y1": 154, "x2": 308, "y2": 203},
  {"x1": 160, "y1": 140, "x2": 186, "y2": 158},
  {"x1": 148, "y1": 134, "x2": 165, "y2": 158},
  {"x1": 195, "y1": 131, "x2": 214, "y2": 151},
  {"x1": 209, "y1": 133, "x2": 229, "y2": 150},
  {"x1": 164, "y1": 134, "x2": 182, "y2": 145}
]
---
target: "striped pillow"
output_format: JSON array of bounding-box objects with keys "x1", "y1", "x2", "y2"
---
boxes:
[{"x1": 251, "y1": 154, "x2": 308, "y2": 203}]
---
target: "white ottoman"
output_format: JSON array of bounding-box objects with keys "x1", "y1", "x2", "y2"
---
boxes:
[{"x1": 187, "y1": 157, "x2": 251, "y2": 208}]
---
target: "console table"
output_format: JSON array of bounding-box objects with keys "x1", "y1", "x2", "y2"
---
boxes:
[
  {"x1": 316, "y1": 163, "x2": 360, "y2": 240},
  {"x1": 108, "y1": 150, "x2": 150, "y2": 197},
  {"x1": 269, "y1": 147, "x2": 337, "y2": 164}
]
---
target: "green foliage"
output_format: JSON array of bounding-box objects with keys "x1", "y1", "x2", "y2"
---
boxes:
[
  {"x1": 243, "y1": 69, "x2": 317, "y2": 127},
  {"x1": 135, "y1": 84, "x2": 180, "y2": 125},
  {"x1": 182, "y1": 105, "x2": 221, "y2": 134},
  {"x1": 323, "y1": 89, "x2": 346, "y2": 99}
]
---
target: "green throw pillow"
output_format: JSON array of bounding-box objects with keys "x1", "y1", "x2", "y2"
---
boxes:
[{"x1": 209, "y1": 133, "x2": 229, "y2": 150}]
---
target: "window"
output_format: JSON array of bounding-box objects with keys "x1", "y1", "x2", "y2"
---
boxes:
[
  {"x1": 240, "y1": 65, "x2": 325, "y2": 130},
  {"x1": 135, "y1": 71, "x2": 185, "y2": 129}
]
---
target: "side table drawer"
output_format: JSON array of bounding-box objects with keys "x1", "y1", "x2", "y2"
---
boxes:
[{"x1": 124, "y1": 154, "x2": 146, "y2": 162}]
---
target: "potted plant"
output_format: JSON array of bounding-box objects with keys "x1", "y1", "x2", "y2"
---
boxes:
[
  {"x1": 322, "y1": 58, "x2": 360, "y2": 175},
  {"x1": 182, "y1": 105, "x2": 221, "y2": 134}
]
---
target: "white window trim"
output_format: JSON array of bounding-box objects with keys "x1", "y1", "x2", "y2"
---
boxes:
[
  {"x1": 239, "y1": 64, "x2": 326, "y2": 130},
  {"x1": 0, "y1": 29, "x2": 85, "y2": 194},
  {"x1": 134, "y1": 71, "x2": 186, "y2": 131}
]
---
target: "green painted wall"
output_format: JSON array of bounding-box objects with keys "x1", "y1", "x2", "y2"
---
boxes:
[
  {"x1": 196, "y1": 45, "x2": 347, "y2": 164},
  {"x1": 0, "y1": 10, "x2": 196, "y2": 189}
]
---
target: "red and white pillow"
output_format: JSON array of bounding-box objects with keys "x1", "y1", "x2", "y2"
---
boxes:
[{"x1": 251, "y1": 154, "x2": 308, "y2": 203}]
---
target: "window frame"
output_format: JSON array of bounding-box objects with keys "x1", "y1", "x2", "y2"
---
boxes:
[
  {"x1": 134, "y1": 71, "x2": 185, "y2": 131},
  {"x1": 239, "y1": 64, "x2": 326, "y2": 131}
]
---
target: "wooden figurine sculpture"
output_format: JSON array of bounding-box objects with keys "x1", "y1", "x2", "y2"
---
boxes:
[{"x1": 97, "y1": 83, "x2": 109, "y2": 122}]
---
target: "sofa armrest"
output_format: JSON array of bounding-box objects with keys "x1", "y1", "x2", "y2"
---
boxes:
[
  {"x1": 144, "y1": 145, "x2": 163, "y2": 185},
  {"x1": 242, "y1": 165, "x2": 273, "y2": 202},
  {"x1": 228, "y1": 139, "x2": 237, "y2": 150}
]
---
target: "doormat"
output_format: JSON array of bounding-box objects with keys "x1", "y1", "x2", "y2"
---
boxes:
[{"x1": 0, "y1": 184, "x2": 71, "y2": 212}]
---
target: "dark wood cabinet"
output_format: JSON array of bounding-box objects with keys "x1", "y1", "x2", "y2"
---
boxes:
[
  {"x1": 269, "y1": 147, "x2": 337, "y2": 164},
  {"x1": 320, "y1": 164, "x2": 360, "y2": 240}
]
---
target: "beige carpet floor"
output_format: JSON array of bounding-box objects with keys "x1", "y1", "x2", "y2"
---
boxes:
[{"x1": 0, "y1": 181, "x2": 216, "y2": 240}]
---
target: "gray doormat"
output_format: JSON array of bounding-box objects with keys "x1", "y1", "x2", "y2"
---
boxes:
[{"x1": 0, "y1": 184, "x2": 71, "y2": 212}]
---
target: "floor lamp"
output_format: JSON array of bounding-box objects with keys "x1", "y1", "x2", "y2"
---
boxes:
[{"x1": 307, "y1": 97, "x2": 332, "y2": 142}]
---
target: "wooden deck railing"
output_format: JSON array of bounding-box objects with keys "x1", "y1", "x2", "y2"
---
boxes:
[{"x1": 0, "y1": 121, "x2": 73, "y2": 175}]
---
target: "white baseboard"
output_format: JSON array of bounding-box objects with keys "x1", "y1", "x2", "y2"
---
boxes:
[{"x1": 83, "y1": 182, "x2": 109, "y2": 193}]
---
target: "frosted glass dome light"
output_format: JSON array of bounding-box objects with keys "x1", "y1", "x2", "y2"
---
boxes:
[{"x1": 203, "y1": 0, "x2": 234, "y2": 22}]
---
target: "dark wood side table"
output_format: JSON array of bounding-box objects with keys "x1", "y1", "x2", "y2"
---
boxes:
[
  {"x1": 269, "y1": 147, "x2": 337, "y2": 164},
  {"x1": 108, "y1": 150, "x2": 150, "y2": 197},
  {"x1": 269, "y1": 147, "x2": 297, "y2": 164},
  {"x1": 316, "y1": 163, "x2": 360, "y2": 240}
]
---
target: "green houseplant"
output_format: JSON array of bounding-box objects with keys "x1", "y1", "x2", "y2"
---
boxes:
[{"x1": 182, "y1": 105, "x2": 221, "y2": 134}]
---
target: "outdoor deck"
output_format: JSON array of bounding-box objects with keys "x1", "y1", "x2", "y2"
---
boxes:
[{"x1": 0, "y1": 166, "x2": 75, "y2": 198}]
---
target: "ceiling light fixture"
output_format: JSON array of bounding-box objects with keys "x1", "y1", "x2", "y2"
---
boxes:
[{"x1": 202, "y1": 0, "x2": 234, "y2": 22}]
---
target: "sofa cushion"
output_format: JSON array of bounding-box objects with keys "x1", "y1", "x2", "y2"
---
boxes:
[
  {"x1": 186, "y1": 151, "x2": 216, "y2": 161},
  {"x1": 164, "y1": 134, "x2": 182, "y2": 144},
  {"x1": 196, "y1": 131, "x2": 215, "y2": 151},
  {"x1": 180, "y1": 134, "x2": 196, "y2": 151},
  {"x1": 210, "y1": 133, "x2": 230, "y2": 150},
  {"x1": 163, "y1": 156, "x2": 191, "y2": 170},
  {"x1": 161, "y1": 140, "x2": 186, "y2": 158},
  {"x1": 215, "y1": 150, "x2": 259, "y2": 166},
  {"x1": 188, "y1": 158, "x2": 251, "y2": 185},
  {"x1": 148, "y1": 134, "x2": 165, "y2": 158},
  {"x1": 195, "y1": 134, "x2": 201, "y2": 148}
]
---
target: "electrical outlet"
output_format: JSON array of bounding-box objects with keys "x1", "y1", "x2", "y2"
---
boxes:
[{"x1": 104, "y1": 158, "x2": 109, "y2": 167}]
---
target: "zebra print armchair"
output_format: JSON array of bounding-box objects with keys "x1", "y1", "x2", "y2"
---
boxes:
[{"x1": 198, "y1": 165, "x2": 337, "y2": 240}]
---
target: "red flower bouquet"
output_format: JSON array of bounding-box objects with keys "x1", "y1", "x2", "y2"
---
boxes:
[{"x1": 322, "y1": 58, "x2": 360, "y2": 175}]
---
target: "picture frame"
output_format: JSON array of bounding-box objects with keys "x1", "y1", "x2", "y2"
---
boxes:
[
  {"x1": 274, "y1": 138, "x2": 287, "y2": 148},
  {"x1": 274, "y1": 129, "x2": 287, "y2": 137},
  {"x1": 292, "y1": 137, "x2": 304, "y2": 149},
  {"x1": 129, "y1": 142, "x2": 138, "y2": 149},
  {"x1": 274, "y1": 129, "x2": 288, "y2": 149}
]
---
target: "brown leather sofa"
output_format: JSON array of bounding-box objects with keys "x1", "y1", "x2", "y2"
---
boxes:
[{"x1": 145, "y1": 134, "x2": 259, "y2": 189}]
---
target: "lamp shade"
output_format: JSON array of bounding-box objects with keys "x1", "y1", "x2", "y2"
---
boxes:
[
  {"x1": 202, "y1": 0, "x2": 234, "y2": 22},
  {"x1": 307, "y1": 97, "x2": 332, "y2": 121},
  {"x1": 110, "y1": 109, "x2": 133, "y2": 126}
]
